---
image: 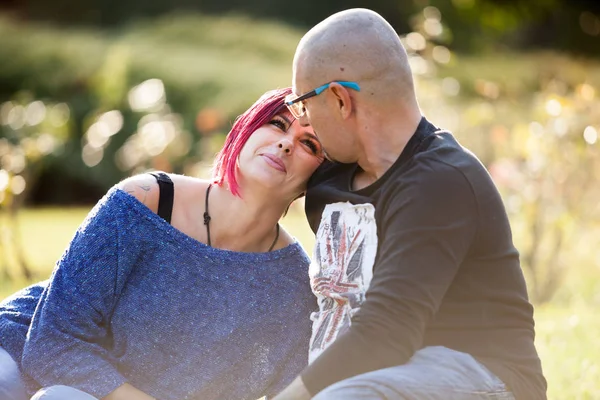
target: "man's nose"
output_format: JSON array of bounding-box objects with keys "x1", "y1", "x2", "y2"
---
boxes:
[{"x1": 298, "y1": 113, "x2": 310, "y2": 127}]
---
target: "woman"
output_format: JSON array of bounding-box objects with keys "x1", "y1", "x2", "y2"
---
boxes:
[{"x1": 0, "y1": 87, "x2": 324, "y2": 400}]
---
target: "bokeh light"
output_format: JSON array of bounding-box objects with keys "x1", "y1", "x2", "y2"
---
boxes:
[
  {"x1": 10, "y1": 175, "x2": 26, "y2": 195},
  {"x1": 25, "y1": 101, "x2": 46, "y2": 126},
  {"x1": 128, "y1": 79, "x2": 166, "y2": 112},
  {"x1": 82, "y1": 143, "x2": 104, "y2": 167},
  {"x1": 583, "y1": 126, "x2": 598, "y2": 145},
  {"x1": 0, "y1": 169, "x2": 8, "y2": 191},
  {"x1": 49, "y1": 103, "x2": 70, "y2": 127},
  {"x1": 441, "y1": 77, "x2": 460, "y2": 96},
  {"x1": 432, "y1": 46, "x2": 451, "y2": 64},
  {"x1": 405, "y1": 32, "x2": 427, "y2": 51},
  {"x1": 545, "y1": 99, "x2": 563, "y2": 117}
]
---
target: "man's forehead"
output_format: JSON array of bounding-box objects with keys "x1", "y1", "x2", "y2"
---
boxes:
[
  {"x1": 291, "y1": 64, "x2": 309, "y2": 93},
  {"x1": 292, "y1": 53, "x2": 326, "y2": 93}
]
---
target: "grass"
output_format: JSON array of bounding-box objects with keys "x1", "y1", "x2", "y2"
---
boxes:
[
  {"x1": 0, "y1": 208, "x2": 90, "y2": 297},
  {"x1": 535, "y1": 303, "x2": 600, "y2": 399},
  {"x1": 0, "y1": 203, "x2": 316, "y2": 299},
  {"x1": 1, "y1": 206, "x2": 598, "y2": 399}
]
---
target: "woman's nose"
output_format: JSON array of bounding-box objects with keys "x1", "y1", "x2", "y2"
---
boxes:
[{"x1": 278, "y1": 139, "x2": 293, "y2": 154}]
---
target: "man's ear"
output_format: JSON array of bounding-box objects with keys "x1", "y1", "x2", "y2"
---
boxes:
[{"x1": 329, "y1": 83, "x2": 354, "y2": 120}]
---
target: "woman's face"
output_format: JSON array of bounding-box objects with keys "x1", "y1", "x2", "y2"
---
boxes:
[{"x1": 238, "y1": 112, "x2": 324, "y2": 199}]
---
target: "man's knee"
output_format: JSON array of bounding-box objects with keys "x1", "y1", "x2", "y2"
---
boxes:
[
  {"x1": 31, "y1": 385, "x2": 98, "y2": 400},
  {"x1": 313, "y1": 377, "x2": 395, "y2": 400},
  {"x1": 312, "y1": 346, "x2": 514, "y2": 400}
]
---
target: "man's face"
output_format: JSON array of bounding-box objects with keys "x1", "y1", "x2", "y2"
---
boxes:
[{"x1": 292, "y1": 76, "x2": 343, "y2": 162}]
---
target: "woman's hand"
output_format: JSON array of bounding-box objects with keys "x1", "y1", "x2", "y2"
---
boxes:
[{"x1": 102, "y1": 383, "x2": 156, "y2": 400}]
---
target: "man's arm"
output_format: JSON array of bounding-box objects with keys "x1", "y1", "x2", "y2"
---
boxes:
[
  {"x1": 277, "y1": 160, "x2": 478, "y2": 397},
  {"x1": 271, "y1": 377, "x2": 311, "y2": 400}
]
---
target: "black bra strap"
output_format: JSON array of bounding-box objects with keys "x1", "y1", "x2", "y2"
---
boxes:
[
  {"x1": 150, "y1": 172, "x2": 174, "y2": 224},
  {"x1": 203, "y1": 184, "x2": 212, "y2": 246}
]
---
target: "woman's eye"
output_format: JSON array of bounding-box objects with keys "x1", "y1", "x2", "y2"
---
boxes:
[
  {"x1": 302, "y1": 139, "x2": 320, "y2": 155},
  {"x1": 269, "y1": 119, "x2": 287, "y2": 131}
]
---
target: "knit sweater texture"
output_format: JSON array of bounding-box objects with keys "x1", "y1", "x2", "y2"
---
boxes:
[{"x1": 0, "y1": 188, "x2": 314, "y2": 400}]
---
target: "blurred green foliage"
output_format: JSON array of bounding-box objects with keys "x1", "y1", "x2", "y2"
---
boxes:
[
  {"x1": 0, "y1": 8, "x2": 599, "y2": 305},
  {"x1": 10, "y1": 0, "x2": 600, "y2": 55},
  {"x1": 0, "y1": 13, "x2": 300, "y2": 203}
]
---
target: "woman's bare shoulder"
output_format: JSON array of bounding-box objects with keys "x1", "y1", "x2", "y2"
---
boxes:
[
  {"x1": 117, "y1": 173, "x2": 161, "y2": 213},
  {"x1": 118, "y1": 172, "x2": 211, "y2": 215}
]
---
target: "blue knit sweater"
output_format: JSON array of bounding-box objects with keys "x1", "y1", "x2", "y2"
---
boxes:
[{"x1": 0, "y1": 188, "x2": 315, "y2": 400}]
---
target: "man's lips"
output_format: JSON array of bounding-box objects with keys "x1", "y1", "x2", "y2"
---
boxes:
[{"x1": 261, "y1": 154, "x2": 286, "y2": 173}]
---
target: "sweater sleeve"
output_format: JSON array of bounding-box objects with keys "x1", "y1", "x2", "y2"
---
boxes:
[
  {"x1": 301, "y1": 159, "x2": 478, "y2": 395},
  {"x1": 21, "y1": 189, "x2": 137, "y2": 399}
]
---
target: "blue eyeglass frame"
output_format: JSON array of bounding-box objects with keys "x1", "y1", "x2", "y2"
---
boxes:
[{"x1": 285, "y1": 81, "x2": 361, "y2": 106}]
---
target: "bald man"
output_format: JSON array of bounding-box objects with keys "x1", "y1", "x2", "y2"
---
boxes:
[{"x1": 274, "y1": 8, "x2": 546, "y2": 400}]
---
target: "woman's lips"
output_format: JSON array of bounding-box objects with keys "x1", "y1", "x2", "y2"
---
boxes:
[{"x1": 261, "y1": 154, "x2": 286, "y2": 173}]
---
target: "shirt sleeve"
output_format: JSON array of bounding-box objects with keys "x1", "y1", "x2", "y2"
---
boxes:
[
  {"x1": 21, "y1": 189, "x2": 136, "y2": 399},
  {"x1": 301, "y1": 158, "x2": 479, "y2": 395}
]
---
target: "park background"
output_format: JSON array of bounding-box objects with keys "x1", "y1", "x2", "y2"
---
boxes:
[{"x1": 0, "y1": 0, "x2": 599, "y2": 398}]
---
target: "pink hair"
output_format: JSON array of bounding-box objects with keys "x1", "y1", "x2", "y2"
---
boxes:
[{"x1": 212, "y1": 87, "x2": 293, "y2": 197}]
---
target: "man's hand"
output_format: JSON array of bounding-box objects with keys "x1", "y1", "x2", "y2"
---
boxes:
[{"x1": 272, "y1": 376, "x2": 312, "y2": 400}]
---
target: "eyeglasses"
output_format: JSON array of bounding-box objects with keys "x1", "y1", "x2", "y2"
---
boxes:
[{"x1": 285, "y1": 81, "x2": 361, "y2": 119}]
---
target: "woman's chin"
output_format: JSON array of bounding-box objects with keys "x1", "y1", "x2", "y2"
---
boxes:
[{"x1": 241, "y1": 170, "x2": 284, "y2": 190}]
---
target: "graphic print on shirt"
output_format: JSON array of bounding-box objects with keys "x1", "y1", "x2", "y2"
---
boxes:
[{"x1": 308, "y1": 202, "x2": 378, "y2": 363}]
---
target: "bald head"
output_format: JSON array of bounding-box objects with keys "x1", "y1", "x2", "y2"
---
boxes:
[{"x1": 294, "y1": 8, "x2": 416, "y2": 104}]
